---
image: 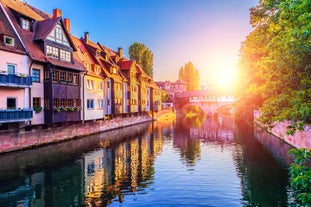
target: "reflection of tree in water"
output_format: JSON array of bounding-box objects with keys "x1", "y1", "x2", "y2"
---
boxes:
[
  {"x1": 174, "y1": 119, "x2": 201, "y2": 167},
  {"x1": 180, "y1": 139, "x2": 201, "y2": 167},
  {"x1": 232, "y1": 124, "x2": 296, "y2": 206}
]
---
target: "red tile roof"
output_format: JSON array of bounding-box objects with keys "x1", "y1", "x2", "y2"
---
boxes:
[
  {"x1": 0, "y1": 3, "x2": 25, "y2": 54},
  {"x1": 119, "y1": 60, "x2": 134, "y2": 70},
  {"x1": 34, "y1": 18, "x2": 60, "y2": 40}
]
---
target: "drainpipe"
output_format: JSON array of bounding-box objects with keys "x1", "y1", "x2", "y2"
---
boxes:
[{"x1": 82, "y1": 71, "x2": 88, "y2": 123}]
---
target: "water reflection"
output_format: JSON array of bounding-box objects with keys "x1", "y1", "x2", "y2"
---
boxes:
[{"x1": 0, "y1": 117, "x2": 297, "y2": 206}]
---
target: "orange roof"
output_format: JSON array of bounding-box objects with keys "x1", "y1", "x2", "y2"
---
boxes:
[{"x1": 0, "y1": 0, "x2": 45, "y2": 20}]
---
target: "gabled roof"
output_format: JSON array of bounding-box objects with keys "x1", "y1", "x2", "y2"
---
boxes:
[
  {"x1": 34, "y1": 18, "x2": 77, "y2": 51},
  {"x1": 34, "y1": 17, "x2": 60, "y2": 40},
  {"x1": 119, "y1": 60, "x2": 135, "y2": 70},
  {"x1": 0, "y1": 2, "x2": 25, "y2": 54}
]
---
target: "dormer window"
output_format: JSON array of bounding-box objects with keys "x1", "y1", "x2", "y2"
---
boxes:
[
  {"x1": 4, "y1": 36, "x2": 14, "y2": 46},
  {"x1": 21, "y1": 18, "x2": 30, "y2": 30},
  {"x1": 46, "y1": 45, "x2": 59, "y2": 58},
  {"x1": 47, "y1": 24, "x2": 69, "y2": 46}
]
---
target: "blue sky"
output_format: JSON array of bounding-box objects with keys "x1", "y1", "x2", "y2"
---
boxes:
[{"x1": 28, "y1": 0, "x2": 258, "y2": 85}]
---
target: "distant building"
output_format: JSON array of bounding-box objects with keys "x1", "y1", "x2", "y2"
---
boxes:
[{"x1": 156, "y1": 79, "x2": 187, "y2": 98}]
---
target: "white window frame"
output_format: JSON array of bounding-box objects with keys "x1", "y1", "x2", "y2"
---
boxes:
[
  {"x1": 87, "y1": 99, "x2": 94, "y2": 109},
  {"x1": 7, "y1": 64, "x2": 16, "y2": 75},
  {"x1": 4, "y1": 36, "x2": 14, "y2": 46}
]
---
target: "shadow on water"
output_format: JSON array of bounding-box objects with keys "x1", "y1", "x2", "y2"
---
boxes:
[{"x1": 234, "y1": 123, "x2": 296, "y2": 207}]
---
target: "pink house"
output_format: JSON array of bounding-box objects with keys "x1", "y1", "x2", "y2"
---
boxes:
[{"x1": 0, "y1": 2, "x2": 33, "y2": 130}]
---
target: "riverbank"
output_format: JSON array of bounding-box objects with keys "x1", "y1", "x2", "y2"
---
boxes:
[
  {"x1": 254, "y1": 110, "x2": 311, "y2": 149},
  {"x1": 0, "y1": 108, "x2": 176, "y2": 154}
]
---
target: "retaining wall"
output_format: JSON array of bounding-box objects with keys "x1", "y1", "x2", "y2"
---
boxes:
[
  {"x1": 0, "y1": 115, "x2": 153, "y2": 154},
  {"x1": 254, "y1": 110, "x2": 311, "y2": 149}
]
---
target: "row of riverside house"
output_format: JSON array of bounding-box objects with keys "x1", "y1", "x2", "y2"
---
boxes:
[{"x1": 0, "y1": 0, "x2": 162, "y2": 131}]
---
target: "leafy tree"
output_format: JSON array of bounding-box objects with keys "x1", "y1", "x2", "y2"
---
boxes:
[
  {"x1": 236, "y1": 0, "x2": 311, "y2": 133},
  {"x1": 178, "y1": 62, "x2": 200, "y2": 91},
  {"x1": 289, "y1": 149, "x2": 311, "y2": 205},
  {"x1": 129, "y1": 42, "x2": 154, "y2": 78},
  {"x1": 238, "y1": 1, "x2": 311, "y2": 204}
]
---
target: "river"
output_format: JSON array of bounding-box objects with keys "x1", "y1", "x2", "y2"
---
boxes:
[{"x1": 0, "y1": 115, "x2": 297, "y2": 206}]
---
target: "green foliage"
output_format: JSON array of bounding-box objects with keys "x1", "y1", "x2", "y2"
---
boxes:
[
  {"x1": 236, "y1": 0, "x2": 311, "y2": 134},
  {"x1": 128, "y1": 42, "x2": 154, "y2": 78},
  {"x1": 289, "y1": 148, "x2": 311, "y2": 205},
  {"x1": 178, "y1": 62, "x2": 200, "y2": 91}
]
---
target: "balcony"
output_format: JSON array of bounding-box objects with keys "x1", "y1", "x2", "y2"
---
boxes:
[
  {"x1": 0, "y1": 109, "x2": 33, "y2": 123},
  {"x1": 0, "y1": 74, "x2": 32, "y2": 88}
]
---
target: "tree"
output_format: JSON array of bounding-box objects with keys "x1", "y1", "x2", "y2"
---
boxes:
[
  {"x1": 238, "y1": 2, "x2": 311, "y2": 204},
  {"x1": 128, "y1": 42, "x2": 154, "y2": 78},
  {"x1": 236, "y1": 0, "x2": 311, "y2": 133},
  {"x1": 178, "y1": 62, "x2": 200, "y2": 91}
]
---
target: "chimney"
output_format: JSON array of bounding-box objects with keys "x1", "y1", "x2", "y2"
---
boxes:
[
  {"x1": 53, "y1": 8, "x2": 62, "y2": 18},
  {"x1": 118, "y1": 47, "x2": 123, "y2": 59},
  {"x1": 84, "y1": 32, "x2": 89, "y2": 43},
  {"x1": 64, "y1": 18, "x2": 70, "y2": 33}
]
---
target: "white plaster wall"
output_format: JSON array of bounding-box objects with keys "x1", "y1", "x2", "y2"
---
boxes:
[{"x1": 84, "y1": 75, "x2": 105, "y2": 121}]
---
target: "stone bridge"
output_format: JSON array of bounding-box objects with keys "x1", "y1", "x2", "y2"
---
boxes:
[{"x1": 174, "y1": 89, "x2": 235, "y2": 115}]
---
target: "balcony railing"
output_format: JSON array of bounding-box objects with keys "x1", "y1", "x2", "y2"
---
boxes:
[
  {"x1": 0, "y1": 74, "x2": 32, "y2": 87},
  {"x1": 0, "y1": 109, "x2": 33, "y2": 123}
]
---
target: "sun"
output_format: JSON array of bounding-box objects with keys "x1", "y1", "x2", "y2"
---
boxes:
[{"x1": 212, "y1": 63, "x2": 236, "y2": 90}]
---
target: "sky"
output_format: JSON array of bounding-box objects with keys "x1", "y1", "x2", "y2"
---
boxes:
[{"x1": 27, "y1": 0, "x2": 258, "y2": 86}]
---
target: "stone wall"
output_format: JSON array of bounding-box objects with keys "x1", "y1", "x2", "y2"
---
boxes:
[
  {"x1": 254, "y1": 110, "x2": 311, "y2": 149},
  {"x1": 0, "y1": 115, "x2": 153, "y2": 154}
]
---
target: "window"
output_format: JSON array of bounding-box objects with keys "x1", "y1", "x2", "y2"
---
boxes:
[
  {"x1": 33, "y1": 97, "x2": 41, "y2": 107},
  {"x1": 53, "y1": 98, "x2": 59, "y2": 107},
  {"x1": 67, "y1": 99, "x2": 73, "y2": 107},
  {"x1": 21, "y1": 18, "x2": 30, "y2": 30},
  {"x1": 47, "y1": 24, "x2": 69, "y2": 46},
  {"x1": 32, "y1": 69, "x2": 40, "y2": 82},
  {"x1": 7, "y1": 98, "x2": 16, "y2": 110},
  {"x1": 44, "y1": 98, "x2": 49, "y2": 110},
  {"x1": 60, "y1": 71, "x2": 66, "y2": 82},
  {"x1": 87, "y1": 99, "x2": 94, "y2": 109},
  {"x1": 60, "y1": 50, "x2": 71, "y2": 62},
  {"x1": 52, "y1": 47, "x2": 59, "y2": 58},
  {"x1": 4, "y1": 36, "x2": 14, "y2": 46},
  {"x1": 73, "y1": 74, "x2": 79, "y2": 85},
  {"x1": 67, "y1": 73, "x2": 73, "y2": 83},
  {"x1": 87, "y1": 79, "x2": 94, "y2": 89},
  {"x1": 7, "y1": 64, "x2": 16, "y2": 75},
  {"x1": 97, "y1": 81, "x2": 102, "y2": 90},
  {"x1": 52, "y1": 71, "x2": 59, "y2": 83},
  {"x1": 44, "y1": 70, "x2": 50, "y2": 80},
  {"x1": 60, "y1": 50, "x2": 66, "y2": 61},
  {"x1": 46, "y1": 45, "x2": 58, "y2": 58},
  {"x1": 65, "y1": 51, "x2": 71, "y2": 62},
  {"x1": 73, "y1": 99, "x2": 80, "y2": 107},
  {"x1": 97, "y1": 99, "x2": 104, "y2": 109},
  {"x1": 60, "y1": 99, "x2": 66, "y2": 107}
]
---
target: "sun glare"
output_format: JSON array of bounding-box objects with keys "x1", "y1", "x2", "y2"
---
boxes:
[{"x1": 211, "y1": 62, "x2": 236, "y2": 90}]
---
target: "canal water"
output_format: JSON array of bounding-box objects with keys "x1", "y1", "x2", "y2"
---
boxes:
[{"x1": 0, "y1": 115, "x2": 297, "y2": 206}]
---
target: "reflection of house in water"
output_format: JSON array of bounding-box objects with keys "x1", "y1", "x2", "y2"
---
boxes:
[
  {"x1": 0, "y1": 172, "x2": 45, "y2": 206},
  {"x1": 83, "y1": 129, "x2": 163, "y2": 205},
  {"x1": 0, "y1": 162, "x2": 83, "y2": 207}
]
